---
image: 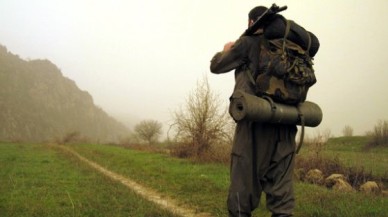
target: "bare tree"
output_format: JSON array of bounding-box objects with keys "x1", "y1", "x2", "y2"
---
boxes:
[
  {"x1": 134, "y1": 120, "x2": 162, "y2": 144},
  {"x1": 170, "y1": 76, "x2": 232, "y2": 158},
  {"x1": 342, "y1": 125, "x2": 354, "y2": 137},
  {"x1": 366, "y1": 120, "x2": 388, "y2": 147}
]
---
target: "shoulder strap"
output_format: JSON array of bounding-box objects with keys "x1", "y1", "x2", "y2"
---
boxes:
[
  {"x1": 282, "y1": 19, "x2": 292, "y2": 52},
  {"x1": 246, "y1": 67, "x2": 256, "y2": 85},
  {"x1": 246, "y1": 34, "x2": 265, "y2": 85}
]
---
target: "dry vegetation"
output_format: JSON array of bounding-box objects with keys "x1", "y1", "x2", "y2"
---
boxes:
[
  {"x1": 366, "y1": 120, "x2": 388, "y2": 148},
  {"x1": 168, "y1": 77, "x2": 233, "y2": 163},
  {"x1": 296, "y1": 123, "x2": 388, "y2": 189}
]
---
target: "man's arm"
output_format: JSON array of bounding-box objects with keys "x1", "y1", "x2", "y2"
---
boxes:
[{"x1": 210, "y1": 37, "x2": 248, "y2": 74}]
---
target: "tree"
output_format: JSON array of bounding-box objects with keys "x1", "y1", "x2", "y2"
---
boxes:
[
  {"x1": 170, "y1": 76, "x2": 232, "y2": 158},
  {"x1": 134, "y1": 120, "x2": 162, "y2": 144},
  {"x1": 342, "y1": 125, "x2": 354, "y2": 137},
  {"x1": 366, "y1": 120, "x2": 388, "y2": 147}
]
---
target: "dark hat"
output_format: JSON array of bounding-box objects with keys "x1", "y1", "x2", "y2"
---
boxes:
[{"x1": 248, "y1": 6, "x2": 268, "y2": 21}]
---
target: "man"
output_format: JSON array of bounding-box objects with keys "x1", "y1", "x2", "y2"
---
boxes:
[{"x1": 210, "y1": 6, "x2": 297, "y2": 217}]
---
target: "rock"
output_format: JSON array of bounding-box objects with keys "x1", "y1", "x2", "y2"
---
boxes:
[
  {"x1": 332, "y1": 178, "x2": 354, "y2": 192},
  {"x1": 325, "y1": 174, "x2": 346, "y2": 188},
  {"x1": 305, "y1": 169, "x2": 324, "y2": 185},
  {"x1": 360, "y1": 181, "x2": 380, "y2": 194},
  {"x1": 382, "y1": 190, "x2": 388, "y2": 197},
  {"x1": 325, "y1": 174, "x2": 353, "y2": 192}
]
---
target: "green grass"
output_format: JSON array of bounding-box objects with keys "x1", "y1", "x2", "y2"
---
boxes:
[
  {"x1": 68, "y1": 142, "x2": 388, "y2": 217},
  {"x1": 295, "y1": 136, "x2": 388, "y2": 216},
  {"x1": 302, "y1": 136, "x2": 388, "y2": 177},
  {"x1": 294, "y1": 182, "x2": 387, "y2": 217},
  {"x1": 67, "y1": 143, "x2": 239, "y2": 216},
  {"x1": 0, "y1": 143, "x2": 179, "y2": 217},
  {"x1": 1, "y1": 139, "x2": 387, "y2": 217}
]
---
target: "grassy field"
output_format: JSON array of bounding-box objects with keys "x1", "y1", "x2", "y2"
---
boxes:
[
  {"x1": 0, "y1": 143, "x2": 178, "y2": 217},
  {"x1": 1, "y1": 137, "x2": 387, "y2": 217},
  {"x1": 323, "y1": 136, "x2": 388, "y2": 177},
  {"x1": 67, "y1": 143, "x2": 232, "y2": 216}
]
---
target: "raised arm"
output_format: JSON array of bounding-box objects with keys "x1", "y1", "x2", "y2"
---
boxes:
[{"x1": 210, "y1": 37, "x2": 249, "y2": 74}]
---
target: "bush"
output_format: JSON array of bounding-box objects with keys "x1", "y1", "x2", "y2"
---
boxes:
[
  {"x1": 60, "y1": 131, "x2": 83, "y2": 144},
  {"x1": 366, "y1": 120, "x2": 388, "y2": 148},
  {"x1": 170, "y1": 140, "x2": 231, "y2": 164},
  {"x1": 134, "y1": 120, "x2": 162, "y2": 145},
  {"x1": 169, "y1": 76, "x2": 233, "y2": 161},
  {"x1": 342, "y1": 125, "x2": 354, "y2": 137},
  {"x1": 302, "y1": 129, "x2": 331, "y2": 158}
]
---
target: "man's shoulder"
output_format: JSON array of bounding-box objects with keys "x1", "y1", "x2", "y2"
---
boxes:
[
  {"x1": 240, "y1": 34, "x2": 264, "y2": 42},
  {"x1": 237, "y1": 34, "x2": 264, "y2": 47}
]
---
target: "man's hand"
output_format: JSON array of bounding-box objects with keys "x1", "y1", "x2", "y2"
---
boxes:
[{"x1": 223, "y1": 41, "x2": 235, "y2": 52}]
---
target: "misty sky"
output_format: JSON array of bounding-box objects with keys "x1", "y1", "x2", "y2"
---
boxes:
[{"x1": 1, "y1": 0, "x2": 387, "y2": 137}]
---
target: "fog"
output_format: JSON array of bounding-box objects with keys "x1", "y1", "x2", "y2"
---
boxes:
[{"x1": 1, "y1": 0, "x2": 387, "y2": 137}]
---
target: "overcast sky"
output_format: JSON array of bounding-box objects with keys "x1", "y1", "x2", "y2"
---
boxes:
[{"x1": 1, "y1": 0, "x2": 387, "y2": 137}]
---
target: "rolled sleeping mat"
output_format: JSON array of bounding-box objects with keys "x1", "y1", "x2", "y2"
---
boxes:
[{"x1": 229, "y1": 90, "x2": 322, "y2": 127}]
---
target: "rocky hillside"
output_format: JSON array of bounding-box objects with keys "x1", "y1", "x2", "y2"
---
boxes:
[{"x1": 0, "y1": 45, "x2": 129, "y2": 143}]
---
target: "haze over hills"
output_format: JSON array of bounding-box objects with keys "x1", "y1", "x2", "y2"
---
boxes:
[{"x1": 0, "y1": 44, "x2": 129, "y2": 143}]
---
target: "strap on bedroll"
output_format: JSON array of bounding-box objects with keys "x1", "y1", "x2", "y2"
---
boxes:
[
  {"x1": 228, "y1": 90, "x2": 322, "y2": 154},
  {"x1": 296, "y1": 110, "x2": 305, "y2": 154}
]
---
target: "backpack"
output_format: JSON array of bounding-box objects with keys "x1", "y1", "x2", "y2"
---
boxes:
[{"x1": 253, "y1": 18, "x2": 318, "y2": 105}]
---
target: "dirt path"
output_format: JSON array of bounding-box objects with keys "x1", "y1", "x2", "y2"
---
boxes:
[{"x1": 56, "y1": 145, "x2": 213, "y2": 217}]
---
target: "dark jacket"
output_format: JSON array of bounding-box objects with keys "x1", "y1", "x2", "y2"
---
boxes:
[{"x1": 210, "y1": 34, "x2": 263, "y2": 95}]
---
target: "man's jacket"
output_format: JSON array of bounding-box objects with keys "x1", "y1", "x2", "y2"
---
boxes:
[{"x1": 210, "y1": 34, "x2": 263, "y2": 96}]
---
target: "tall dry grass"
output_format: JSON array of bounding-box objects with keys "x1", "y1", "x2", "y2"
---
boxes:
[{"x1": 366, "y1": 120, "x2": 388, "y2": 148}]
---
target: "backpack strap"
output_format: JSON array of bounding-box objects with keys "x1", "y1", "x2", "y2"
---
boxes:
[
  {"x1": 281, "y1": 19, "x2": 292, "y2": 53},
  {"x1": 246, "y1": 34, "x2": 265, "y2": 85},
  {"x1": 246, "y1": 68, "x2": 256, "y2": 85}
]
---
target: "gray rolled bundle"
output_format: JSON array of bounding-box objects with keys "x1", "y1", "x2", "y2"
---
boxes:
[{"x1": 229, "y1": 90, "x2": 322, "y2": 127}]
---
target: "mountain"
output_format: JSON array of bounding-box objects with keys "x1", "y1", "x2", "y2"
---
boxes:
[{"x1": 0, "y1": 44, "x2": 129, "y2": 143}]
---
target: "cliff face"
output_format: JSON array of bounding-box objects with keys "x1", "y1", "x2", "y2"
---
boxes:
[{"x1": 0, "y1": 45, "x2": 129, "y2": 143}]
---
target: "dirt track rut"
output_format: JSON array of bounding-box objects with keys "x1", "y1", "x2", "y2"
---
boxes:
[{"x1": 56, "y1": 145, "x2": 213, "y2": 217}]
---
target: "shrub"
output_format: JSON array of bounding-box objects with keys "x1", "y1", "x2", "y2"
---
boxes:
[
  {"x1": 134, "y1": 120, "x2": 162, "y2": 145},
  {"x1": 366, "y1": 120, "x2": 388, "y2": 148},
  {"x1": 170, "y1": 140, "x2": 231, "y2": 164},
  {"x1": 169, "y1": 76, "x2": 233, "y2": 161},
  {"x1": 342, "y1": 125, "x2": 354, "y2": 137},
  {"x1": 61, "y1": 131, "x2": 82, "y2": 144},
  {"x1": 302, "y1": 129, "x2": 331, "y2": 158}
]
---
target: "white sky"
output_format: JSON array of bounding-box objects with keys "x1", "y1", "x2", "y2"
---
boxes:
[{"x1": 1, "y1": 0, "x2": 387, "y2": 137}]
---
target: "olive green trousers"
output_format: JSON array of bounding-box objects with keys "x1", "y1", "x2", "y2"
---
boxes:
[{"x1": 227, "y1": 121, "x2": 297, "y2": 217}]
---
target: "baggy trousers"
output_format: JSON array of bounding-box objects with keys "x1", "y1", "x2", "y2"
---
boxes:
[{"x1": 227, "y1": 120, "x2": 297, "y2": 217}]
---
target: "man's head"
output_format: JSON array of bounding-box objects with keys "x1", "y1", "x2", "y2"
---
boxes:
[{"x1": 248, "y1": 6, "x2": 268, "y2": 27}]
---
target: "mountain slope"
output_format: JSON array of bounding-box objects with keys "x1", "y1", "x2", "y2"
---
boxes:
[{"x1": 0, "y1": 45, "x2": 129, "y2": 143}]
